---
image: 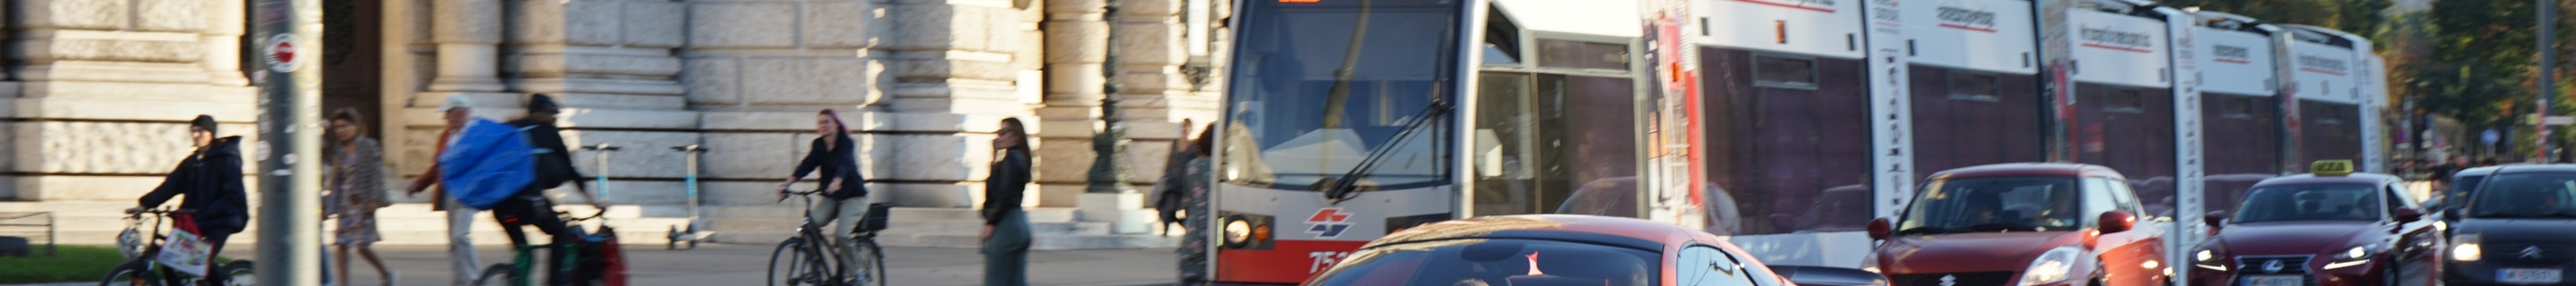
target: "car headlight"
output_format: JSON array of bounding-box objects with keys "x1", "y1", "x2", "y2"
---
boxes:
[
  {"x1": 2453, "y1": 243, "x2": 2483, "y2": 262},
  {"x1": 2021, "y1": 247, "x2": 2084, "y2": 286},
  {"x1": 2322, "y1": 245, "x2": 2376, "y2": 270},
  {"x1": 2192, "y1": 248, "x2": 2228, "y2": 271},
  {"x1": 2452, "y1": 234, "x2": 2482, "y2": 262}
]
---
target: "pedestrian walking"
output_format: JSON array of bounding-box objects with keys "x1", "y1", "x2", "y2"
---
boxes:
[
  {"x1": 326, "y1": 108, "x2": 397, "y2": 285},
  {"x1": 775, "y1": 109, "x2": 872, "y2": 277},
  {"x1": 1176, "y1": 124, "x2": 1216, "y2": 285},
  {"x1": 1152, "y1": 119, "x2": 1197, "y2": 235},
  {"x1": 983, "y1": 118, "x2": 1035, "y2": 286},
  {"x1": 404, "y1": 94, "x2": 481, "y2": 286},
  {"x1": 125, "y1": 114, "x2": 250, "y2": 285}
]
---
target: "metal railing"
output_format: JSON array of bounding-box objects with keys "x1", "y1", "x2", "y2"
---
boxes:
[{"x1": 0, "y1": 212, "x2": 57, "y2": 257}]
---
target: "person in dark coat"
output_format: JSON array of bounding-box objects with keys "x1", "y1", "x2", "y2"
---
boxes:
[
  {"x1": 125, "y1": 114, "x2": 250, "y2": 284},
  {"x1": 496, "y1": 94, "x2": 607, "y2": 286},
  {"x1": 983, "y1": 118, "x2": 1035, "y2": 286},
  {"x1": 1151, "y1": 119, "x2": 1198, "y2": 234},
  {"x1": 776, "y1": 108, "x2": 872, "y2": 278}
]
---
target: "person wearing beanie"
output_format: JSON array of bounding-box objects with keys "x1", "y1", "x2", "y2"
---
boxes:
[
  {"x1": 128, "y1": 114, "x2": 250, "y2": 284},
  {"x1": 499, "y1": 94, "x2": 607, "y2": 286}
]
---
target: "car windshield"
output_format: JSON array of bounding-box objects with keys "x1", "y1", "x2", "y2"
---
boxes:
[
  {"x1": 1896, "y1": 177, "x2": 2081, "y2": 234},
  {"x1": 1309, "y1": 239, "x2": 1660, "y2": 286},
  {"x1": 2466, "y1": 173, "x2": 2576, "y2": 219},
  {"x1": 2228, "y1": 183, "x2": 2380, "y2": 223}
]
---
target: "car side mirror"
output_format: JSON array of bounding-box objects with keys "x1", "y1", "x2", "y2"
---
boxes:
[
  {"x1": 2203, "y1": 211, "x2": 2227, "y2": 231},
  {"x1": 2395, "y1": 208, "x2": 2424, "y2": 223},
  {"x1": 2097, "y1": 211, "x2": 2137, "y2": 234},
  {"x1": 1867, "y1": 217, "x2": 1893, "y2": 240}
]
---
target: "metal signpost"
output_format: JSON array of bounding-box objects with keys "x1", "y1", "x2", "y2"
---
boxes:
[{"x1": 250, "y1": 0, "x2": 324, "y2": 284}]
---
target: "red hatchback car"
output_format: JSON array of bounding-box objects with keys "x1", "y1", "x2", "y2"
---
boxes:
[
  {"x1": 1866, "y1": 163, "x2": 2174, "y2": 286},
  {"x1": 2188, "y1": 163, "x2": 2442, "y2": 286},
  {"x1": 1307, "y1": 214, "x2": 1887, "y2": 286}
]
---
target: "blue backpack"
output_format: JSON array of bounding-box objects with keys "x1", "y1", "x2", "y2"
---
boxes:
[{"x1": 439, "y1": 119, "x2": 537, "y2": 209}]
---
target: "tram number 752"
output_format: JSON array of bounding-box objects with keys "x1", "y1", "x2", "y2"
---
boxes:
[{"x1": 1309, "y1": 251, "x2": 1353, "y2": 273}]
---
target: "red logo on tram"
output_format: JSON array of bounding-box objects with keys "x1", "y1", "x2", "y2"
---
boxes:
[{"x1": 1306, "y1": 208, "x2": 1354, "y2": 238}]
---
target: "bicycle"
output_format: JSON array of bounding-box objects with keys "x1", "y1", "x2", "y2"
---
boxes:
[
  {"x1": 99, "y1": 208, "x2": 255, "y2": 286},
  {"x1": 767, "y1": 189, "x2": 890, "y2": 286},
  {"x1": 472, "y1": 209, "x2": 611, "y2": 286}
]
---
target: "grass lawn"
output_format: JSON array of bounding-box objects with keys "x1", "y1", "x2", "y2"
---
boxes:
[{"x1": 0, "y1": 245, "x2": 125, "y2": 283}]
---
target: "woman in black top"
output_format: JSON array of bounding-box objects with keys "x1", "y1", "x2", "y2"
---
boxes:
[
  {"x1": 779, "y1": 109, "x2": 871, "y2": 272},
  {"x1": 983, "y1": 118, "x2": 1034, "y2": 286}
]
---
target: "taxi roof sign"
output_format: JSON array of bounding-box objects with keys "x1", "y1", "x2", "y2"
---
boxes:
[{"x1": 2312, "y1": 160, "x2": 2354, "y2": 177}]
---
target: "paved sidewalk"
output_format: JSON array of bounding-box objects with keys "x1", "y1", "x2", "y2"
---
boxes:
[{"x1": 18, "y1": 243, "x2": 1183, "y2": 286}]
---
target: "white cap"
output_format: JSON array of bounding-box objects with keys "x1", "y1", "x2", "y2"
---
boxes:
[{"x1": 436, "y1": 94, "x2": 471, "y2": 112}]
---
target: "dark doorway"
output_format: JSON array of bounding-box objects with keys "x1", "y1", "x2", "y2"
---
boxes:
[{"x1": 320, "y1": 0, "x2": 384, "y2": 138}]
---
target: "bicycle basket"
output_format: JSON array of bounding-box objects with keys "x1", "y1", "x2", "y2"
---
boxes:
[
  {"x1": 856, "y1": 203, "x2": 893, "y2": 232},
  {"x1": 115, "y1": 229, "x2": 142, "y2": 260}
]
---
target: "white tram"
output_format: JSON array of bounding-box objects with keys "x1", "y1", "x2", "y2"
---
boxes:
[{"x1": 1203, "y1": 0, "x2": 2389, "y2": 283}]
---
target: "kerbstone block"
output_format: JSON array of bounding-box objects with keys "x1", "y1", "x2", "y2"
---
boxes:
[
  {"x1": 134, "y1": 0, "x2": 205, "y2": 32},
  {"x1": 680, "y1": 58, "x2": 741, "y2": 105},
  {"x1": 623, "y1": 1, "x2": 687, "y2": 47},
  {"x1": 742, "y1": 57, "x2": 875, "y2": 105},
  {"x1": 687, "y1": 3, "x2": 797, "y2": 48},
  {"x1": 18, "y1": 0, "x2": 127, "y2": 29},
  {"x1": 803, "y1": 2, "x2": 882, "y2": 48}
]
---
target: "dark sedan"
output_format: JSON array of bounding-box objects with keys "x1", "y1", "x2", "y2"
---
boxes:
[{"x1": 2442, "y1": 164, "x2": 2576, "y2": 286}]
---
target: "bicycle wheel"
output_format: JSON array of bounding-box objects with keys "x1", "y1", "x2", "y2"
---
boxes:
[
  {"x1": 855, "y1": 240, "x2": 887, "y2": 286},
  {"x1": 768, "y1": 238, "x2": 814, "y2": 286},
  {"x1": 472, "y1": 263, "x2": 514, "y2": 286},
  {"x1": 216, "y1": 261, "x2": 255, "y2": 286},
  {"x1": 97, "y1": 261, "x2": 154, "y2": 286}
]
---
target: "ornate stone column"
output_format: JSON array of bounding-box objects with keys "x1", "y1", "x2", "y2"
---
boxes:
[
  {"x1": 872, "y1": 0, "x2": 1034, "y2": 207},
  {"x1": 429, "y1": 0, "x2": 505, "y2": 92}
]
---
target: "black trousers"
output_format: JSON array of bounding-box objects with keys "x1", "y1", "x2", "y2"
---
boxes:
[
  {"x1": 199, "y1": 228, "x2": 236, "y2": 286},
  {"x1": 490, "y1": 192, "x2": 578, "y2": 286}
]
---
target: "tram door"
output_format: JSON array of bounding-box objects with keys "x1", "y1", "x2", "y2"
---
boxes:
[{"x1": 1469, "y1": 0, "x2": 1650, "y2": 220}]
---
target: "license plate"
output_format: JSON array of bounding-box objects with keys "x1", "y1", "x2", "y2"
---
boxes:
[
  {"x1": 2242, "y1": 275, "x2": 2302, "y2": 286},
  {"x1": 2498, "y1": 268, "x2": 2563, "y2": 284}
]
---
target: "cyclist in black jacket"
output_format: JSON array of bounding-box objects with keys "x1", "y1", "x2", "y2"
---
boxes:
[
  {"x1": 126, "y1": 115, "x2": 250, "y2": 284},
  {"x1": 496, "y1": 95, "x2": 607, "y2": 286}
]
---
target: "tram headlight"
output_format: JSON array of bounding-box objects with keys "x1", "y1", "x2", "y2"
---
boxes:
[{"x1": 1223, "y1": 216, "x2": 1254, "y2": 246}]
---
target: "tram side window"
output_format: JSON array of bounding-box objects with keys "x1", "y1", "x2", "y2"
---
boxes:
[
  {"x1": 1947, "y1": 72, "x2": 2001, "y2": 102},
  {"x1": 1751, "y1": 55, "x2": 1817, "y2": 89},
  {"x1": 2104, "y1": 89, "x2": 2145, "y2": 114},
  {"x1": 1538, "y1": 39, "x2": 1628, "y2": 71}
]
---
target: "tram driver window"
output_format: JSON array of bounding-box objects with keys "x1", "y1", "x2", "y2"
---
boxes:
[{"x1": 1751, "y1": 55, "x2": 1817, "y2": 89}]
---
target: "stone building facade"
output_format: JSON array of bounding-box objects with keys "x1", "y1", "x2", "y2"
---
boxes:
[{"x1": 2, "y1": 0, "x2": 1224, "y2": 245}]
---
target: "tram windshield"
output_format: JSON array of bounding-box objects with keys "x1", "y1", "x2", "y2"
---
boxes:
[{"x1": 1220, "y1": 0, "x2": 1462, "y2": 191}]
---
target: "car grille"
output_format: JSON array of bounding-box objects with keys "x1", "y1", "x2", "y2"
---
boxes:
[
  {"x1": 1893, "y1": 272, "x2": 2019, "y2": 286},
  {"x1": 2488, "y1": 243, "x2": 2576, "y2": 263},
  {"x1": 2235, "y1": 256, "x2": 2313, "y2": 274}
]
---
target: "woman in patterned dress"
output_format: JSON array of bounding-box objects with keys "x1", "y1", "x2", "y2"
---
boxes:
[
  {"x1": 1179, "y1": 125, "x2": 1216, "y2": 284},
  {"x1": 326, "y1": 109, "x2": 394, "y2": 284}
]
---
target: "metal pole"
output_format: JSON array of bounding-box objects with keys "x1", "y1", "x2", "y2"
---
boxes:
[
  {"x1": 1088, "y1": 0, "x2": 1137, "y2": 194},
  {"x1": 2543, "y1": 0, "x2": 2560, "y2": 162},
  {"x1": 250, "y1": 0, "x2": 324, "y2": 283}
]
